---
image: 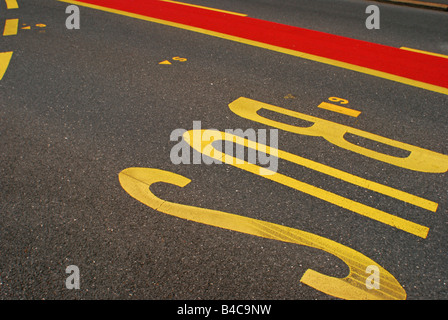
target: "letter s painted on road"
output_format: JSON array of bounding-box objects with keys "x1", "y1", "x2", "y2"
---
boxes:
[{"x1": 118, "y1": 167, "x2": 406, "y2": 300}]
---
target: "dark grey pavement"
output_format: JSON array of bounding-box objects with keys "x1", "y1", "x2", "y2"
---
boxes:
[{"x1": 0, "y1": 0, "x2": 447, "y2": 301}]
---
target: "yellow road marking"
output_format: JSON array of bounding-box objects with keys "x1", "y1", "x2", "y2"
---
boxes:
[
  {"x1": 318, "y1": 101, "x2": 361, "y2": 117},
  {"x1": 3, "y1": 19, "x2": 18, "y2": 36},
  {"x1": 159, "y1": 0, "x2": 248, "y2": 17},
  {"x1": 119, "y1": 167, "x2": 407, "y2": 300},
  {"x1": 159, "y1": 60, "x2": 172, "y2": 65},
  {"x1": 400, "y1": 47, "x2": 448, "y2": 60},
  {"x1": 0, "y1": 51, "x2": 13, "y2": 80},
  {"x1": 183, "y1": 129, "x2": 431, "y2": 238},
  {"x1": 5, "y1": 0, "x2": 19, "y2": 9},
  {"x1": 190, "y1": 127, "x2": 437, "y2": 212},
  {"x1": 172, "y1": 56, "x2": 187, "y2": 62},
  {"x1": 58, "y1": 0, "x2": 448, "y2": 96},
  {"x1": 388, "y1": 0, "x2": 448, "y2": 10}
]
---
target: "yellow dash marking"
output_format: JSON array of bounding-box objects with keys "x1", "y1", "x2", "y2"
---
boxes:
[
  {"x1": 400, "y1": 47, "x2": 448, "y2": 60},
  {"x1": 21, "y1": 26, "x2": 31, "y2": 30},
  {"x1": 3, "y1": 19, "x2": 19, "y2": 36},
  {"x1": 318, "y1": 102, "x2": 361, "y2": 117},
  {"x1": 0, "y1": 51, "x2": 13, "y2": 80},
  {"x1": 159, "y1": 60, "x2": 172, "y2": 65},
  {"x1": 159, "y1": 0, "x2": 248, "y2": 16},
  {"x1": 35, "y1": 24, "x2": 47, "y2": 28},
  {"x1": 5, "y1": 0, "x2": 19, "y2": 9}
]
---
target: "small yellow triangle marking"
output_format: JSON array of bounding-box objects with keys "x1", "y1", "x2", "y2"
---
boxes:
[{"x1": 159, "y1": 60, "x2": 172, "y2": 65}]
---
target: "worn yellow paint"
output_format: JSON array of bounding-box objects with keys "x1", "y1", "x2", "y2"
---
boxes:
[
  {"x1": 0, "y1": 51, "x2": 13, "y2": 80},
  {"x1": 229, "y1": 97, "x2": 448, "y2": 173},
  {"x1": 318, "y1": 101, "x2": 361, "y2": 117},
  {"x1": 5, "y1": 0, "x2": 19, "y2": 9},
  {"x1": 172, "y1": 56, "x2": 187, "y2": 62},
  {"x1": 400, "y1": 47, "x2": 448, "y2": 60},
  {"x1": 284, "y1": 94, "x2": 296, "y2": 99},
  {"x1": 183, "y1": 129, "x2": 431, "y2": 238},
  {"x1": 118, "y1": 167, "x2": 407, "y2": 300},
  {"x1": 3, "y1": 19, "x2": 19, "y2": 36},
  {"x1": 57, "y1": 0, "x2": 448, "y2": 96},
  {"x1": 159, "y1": 0, "x2": 248, "y2": 16}
]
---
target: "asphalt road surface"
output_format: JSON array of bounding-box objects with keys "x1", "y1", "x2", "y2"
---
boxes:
[{"x1": 1, "y1": 0, "x2": 447, "y2": 301}]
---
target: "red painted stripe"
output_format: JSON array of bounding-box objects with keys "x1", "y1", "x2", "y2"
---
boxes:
[{"x1": 75, "y1": 0, "x2": 448, "y2": 89}]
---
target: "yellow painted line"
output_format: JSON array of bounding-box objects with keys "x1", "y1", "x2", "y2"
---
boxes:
[
  {"x1": 318, "y1": 101, "x2": 361, "y2": 117},
  {"x1": 387, "y1": 0, "x2": 448, "y2": 10},
  {"x1": 0, "y1": 51, "x2": 13, "y2": 80},
  {"x1": 400, "y1": 47, "x2": 448, "y2": 60},
  {"x1": 58, "y1": 0, "x2": 448, "y2": 96},
  {"x1": 119, "y1": 167, "x2": 407, "y2": 300},
  {"x1": 3, "y1": 19, "x2": 19, "y2": 36},
  {"x1": 5, "y1": 0, "x2": 19, "y2": 9},
  {"x1": 159, "y1": 0, "x2": 248, "y2": 17}
]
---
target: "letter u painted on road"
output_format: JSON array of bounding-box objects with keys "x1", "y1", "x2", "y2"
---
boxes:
[
  {"x1": 118, "y1": 167, "x2": 407, "y2": 300},
  {"x1": 182, "y1": 129, "x2": 432, "y2": 238}
]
